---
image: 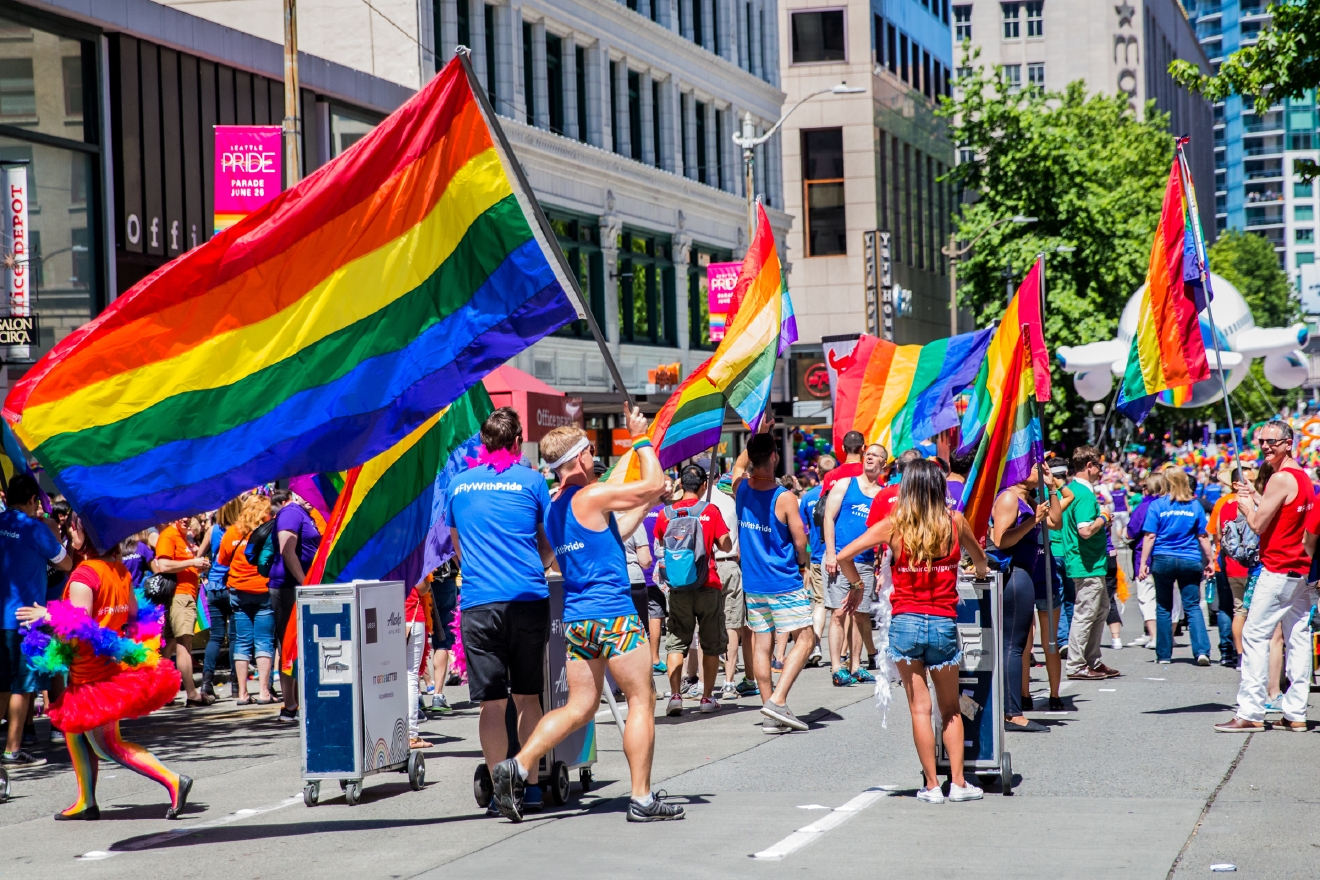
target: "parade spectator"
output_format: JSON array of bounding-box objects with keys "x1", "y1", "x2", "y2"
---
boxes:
[
  {"x1": 623, "y1": 511, "x2": 661, "y2": 671},
  {"x1": 823, "y1": 443, "x2": 886, "y2": 687},
  {"x1": 429, "y1": 558, "x2": 459, "y2": 714},
  {"x1": 1138, "y1": 468, "x2": 1214, "y2": 665},
  {"x1": 1061, "y1": 446, "x2": 1120, "y2": 681},
  {"x1": 202, "y1": 497, "x2": 243, "y2": 699},
  {"x1": 1209, "y1": 466, "x2": 1253, "y2": 666},
  {"x1": 706, "y1": 462, "x2": 753, "y2": 701},
  {"x1": 268, "y1": 489, "x2": 321, "y2": 722},
  {"x1": 405, "y1": 575, "x2": 432, "y2": 750},
  {"x1": 153, "y1": 514, "x2": 213, "y2": 706},
  {"x1": 799, "y1": 455, "x2": 834, "y2": 669},
  {"x1": 121, "y1": 530, "x2": 155, "y2": 589},
  {"x1": 218, "y1": 495, "x2": 275, "y2": 704},
  {"x1": 1125, "y1": 471, "x2": 1166, "y2": 648}
]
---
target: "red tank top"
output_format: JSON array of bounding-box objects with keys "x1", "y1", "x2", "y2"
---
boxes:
[
  {"x1": 891, "y1": 517, "x2": 962, "y2": 619},
  {"x1": 1258, "y1": 467, "x2": 1314, "y2": 575}
]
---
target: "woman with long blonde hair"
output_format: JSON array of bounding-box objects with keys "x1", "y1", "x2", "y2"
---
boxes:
[
  {"x1": 217, "y1": 495, "x2": 277, "y2": 704},
  {"x1": 839, "y1": 459, "x2": 989, "y2": 804}
]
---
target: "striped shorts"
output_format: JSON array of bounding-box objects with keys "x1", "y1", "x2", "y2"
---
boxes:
[
  {"x1": 745, "y1": 588, "x2": 813, "y2": 634},
  {"x1": 564, "y1": 614, "x2": 647, "y2": 661}
]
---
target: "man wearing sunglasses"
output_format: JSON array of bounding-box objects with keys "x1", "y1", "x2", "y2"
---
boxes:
[{"x1": 1216, "y1": 420, "x2": 1314, "y2": 733}]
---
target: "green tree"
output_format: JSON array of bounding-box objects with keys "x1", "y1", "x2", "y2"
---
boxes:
[{"x1": 940, "y1": 59, "x2": 1175, "y2": 440}]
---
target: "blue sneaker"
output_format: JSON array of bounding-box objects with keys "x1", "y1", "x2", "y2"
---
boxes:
[
  {"x1": 832, "y1": 670, "x2": 856, "y2": 687},
  {"x1": 652, "y1": 662, "x2": 667, "y2": 674},
  {"x1": 523, "y1": 784, "x2": 544, "y2": 813},
  {"x1": 735, "y1": 677, "x2": 760, "y2": 697},
  {"x1": 852, "y1": 668, "x2": 876, "y2": 684}
]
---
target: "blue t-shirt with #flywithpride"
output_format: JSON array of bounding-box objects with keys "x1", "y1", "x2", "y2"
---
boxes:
[
  {"x1": 444, "y1": 463, "x2": 551, "y2": 610},
  {"x1": 800, "y1": 486, "x2": 825, "y2": 564},
  {"x1": 1147, "y1": 496, "x2": 1209, "y2": 564},
  {"x1": 0, "y1": 508, "x2": 66, "y2": 628}
]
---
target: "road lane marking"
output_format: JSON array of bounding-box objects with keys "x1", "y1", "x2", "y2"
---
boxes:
[
  {"x1": 1099, "y1": 688, "x2": 1116, "y2": 692},
  {"x1": 753, "y1": 787, "x2": 892, "y2": 860},
  {"x1": 78, "y1": 795, "x2": 301, "y2": 860}
]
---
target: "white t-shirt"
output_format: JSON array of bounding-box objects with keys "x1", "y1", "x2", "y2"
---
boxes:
[
  {"x1": 709, "y1": 489, "x2": 739, "y2": 560},
  {"x1": 623, "y1": 523, "x2": 649, "y2": 585}
]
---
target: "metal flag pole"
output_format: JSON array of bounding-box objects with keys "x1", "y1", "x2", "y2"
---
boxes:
[
  {"x1": 1029, "y1": 255, "x2": 1058, "y2": 655},
  {"x1": 456, "y1": 47, "x2": 633, "y2": 408},
  {"x1": 1176, "y1": 138, "x2": 1243, "y2": 473}
]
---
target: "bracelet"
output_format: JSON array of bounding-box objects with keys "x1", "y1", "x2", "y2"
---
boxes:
[
  {"x1": 631, "y1": 437, "x2": 652, "y2": 451},
  {"x1": 849, "y1": 581, "x2": 863, "y2": 590}
]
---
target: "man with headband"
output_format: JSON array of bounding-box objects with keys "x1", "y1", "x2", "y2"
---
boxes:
[{"x1": 489, "y1": 406, "x2": 684, "y2": 823}]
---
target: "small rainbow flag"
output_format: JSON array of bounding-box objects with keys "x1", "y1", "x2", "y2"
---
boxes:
[
  {"x1": 3, "y1": 57, "x2": 578, "y2": 549},
  {"x1": 706, "y1": 203, "x2": 796, "y2": 431},
  {"x1": 1116, "y1": 142, "x2": 1211, "y2": 424},
  {"x1": 604, "y1": 357, "x2": 725, "y2": 484}
]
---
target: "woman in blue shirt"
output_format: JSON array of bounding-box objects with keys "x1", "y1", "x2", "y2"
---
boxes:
[{"x1": 1137, "y1": 468, "x2": 1215, "y2": 665}]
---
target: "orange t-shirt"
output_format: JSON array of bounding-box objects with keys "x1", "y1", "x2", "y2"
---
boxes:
[
  {"x1": 155, "y1": 524, "x2": 199, "y2": 598},
  {"x1": 63, "y1": 558, "x2": 134, "y2": 685},
  {"x1": 217, "y1": 525, "x2": 269, "y2": 594}
]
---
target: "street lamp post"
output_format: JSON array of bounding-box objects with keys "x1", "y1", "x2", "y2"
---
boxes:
[
  {"x1": 731, "y1": 83, "x2": 864, "y2": 238},
  {"x1": 942, "y1": 215, "x2": 1037, "y2": 336}
]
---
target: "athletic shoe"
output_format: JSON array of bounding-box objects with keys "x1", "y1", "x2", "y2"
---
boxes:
[
  {"x1": 948, "y1": 781, "x2": 983, "y2": 802},
  {"x1": 277, "y1": 707, "x2": 298, "y2": 723},
  {"x1": 1214, "y1": 717, "x2": 1263, "y2": 732},
  {"x1": 652, "y1": 662, "x2": 667, "y2": 674},
  {"x1": 760, "y1": 701, "x2": 808, "y2": 731},
  {"x1": 721, "y1": 682, "x2": 739, "y2": 701},
  {"x1": 770, "y1": 659, "x2": 784, "y2": 671},
  {"x1": 522, "y1": 784, "x2": 544, "y2": 814},
  {"x1": 627, "y1": 791, "x2": 685, "y2": 822},
  {"x1": 0, "y1": 750, "x2": 45, "y2": 768},
  {"x1": 916, "y1": 785, "x2": 945, "y2": 804},
  {"x1": 700, "y1": 697, "x2": 721, "y2": 714},
  {"x1": 681, "y1": 681, "x2": 702, "y2": 700},
  {"x1": 1264, "y1": 697, "x2": 1282, "y2": 714},
  {"x1": 852, "y1": 668, "x2": 876, "y2": 684},
  {"x1": 1110, "y1": 637, "x2": 1123, "y2": 650},
  {"x1": 806, "y1": 646, "x2": 823, "y2": 667},
  {"x1": 1130, "y1": 634, "x2": 1152, "y2": 647},
  {"x1": 1158, "y1": 659, "x2": 1171, "y2": 665},
  {"x1": 666, "y1": 694, "x2": 684, "y2": 717},
  {"x1": 866, "y1": 655, "x2": 877, "y2": 670},
  {"x1": 431, "y1": 694, "x2": 453, "y2": 714},
  {"x1": 490, "y1": 759, "x2": 525, "y2": 822},
  {"x1": 1196, "y1": 655, "x2": 1211, "y2": 667},
  {"x1": 832, "y1": 670, "x2": 855, "y2": 687},
  {"x1": 735, "y1": 678, "x2": 760, "y2": 697},
  {"x1": 762, "y1": 718, "x2": 790, "y2": 734}
]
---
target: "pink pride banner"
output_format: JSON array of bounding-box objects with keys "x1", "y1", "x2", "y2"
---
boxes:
[
  {"x1": 706, "y1": 261, "x2": 741, "y2": 342},
  {"x1": 213, "y1": 125, "x2": 283, "y2": 234}
]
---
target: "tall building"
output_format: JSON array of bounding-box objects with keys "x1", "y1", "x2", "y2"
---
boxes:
[
  {"x1": 959, "y1": 0, "x2": 1216, "y2": 239},
  {"x1": 1186, "y1": 0, "x2": 1316, "y2": 281},
  {"x1": 164, "y1": 0, "x2": 791, "y2": 424},
  {"x1": 778, "y1": 0, "x2": 958, "y2": 345}
]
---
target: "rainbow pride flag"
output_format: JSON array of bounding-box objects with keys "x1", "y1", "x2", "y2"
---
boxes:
[
  {"x1": 0, "y1": 420, "x2": 30, "y2": 488},
  {"x1": 289, "y1": 472, "x2": 346, "y2": 524},
  {"x1": 831, "y1": 330, "x2": 993, "y2": 457},
  {"x1": 707, "y1": 203, "x2": 796, "y2": 431},
  {"x1": 958, "y1": 263, "x2": 1048, "y2": 541},
  {"x1": 1116, "y1": 145, "x2": 1211, "y2": 424},
  {"x1": 604, "y1": 357, "x2": 725, "y2": 485},
  {"x1": 3, "y1": 57, "x2": 577, "y2": 549}
]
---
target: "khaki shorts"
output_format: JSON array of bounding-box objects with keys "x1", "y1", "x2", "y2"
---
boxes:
[
  {"x1": 164, "y1": 592, "x2": 198, "y2": 642},
  {"x1": 717, "y1": 558, "x2": 747, "y2": 630},
  {"x1": 809, "y1": 563, "x2": 826, "y2": 606},
  {"x1": 1227, "y1": 575, "x2": 1249, "y2": 616},
  {"x1": 664, "y1": 588, "x2": 728, "y2": 655}
]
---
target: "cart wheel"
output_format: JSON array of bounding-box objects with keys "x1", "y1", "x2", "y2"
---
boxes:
[
  {"x1": 344, "y1": 781, "x2": 362, "y2": 806},
  {"x1": 548, "y1": 761, "x2": 570, "y2": 806},
  {"x1": 579, "y1": 767, "x2": 593, "y2": 793},
  {"x1": 339, "y1": 779, "x2": 348, "y2": 791},
  {"x1": 1001, "y1": 752, "x2": 1013, "y2": 796},
  {"x1": 303, "y1": 782, "x2": 319, "y2": 807},
  {"x1": 474, "y1": 763, "x2": 493, "y2": 808},
  {"x1": 408, "y1": 752, "x2": 426, "y2": 791}
]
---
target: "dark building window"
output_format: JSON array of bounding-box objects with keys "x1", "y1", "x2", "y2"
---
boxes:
[
  {"x1": 549, "y1": 211, "x2": 606, "y2": 340},
  {"x1": 899, "y1": 34, "x2": 909, "y2": 82},
  {"x1": 61, "y1": 56, "x2": 82, "y2": 116},
  {"x1": 1003, "y1": 3, "x2": 1020, "y2": 38},
  {"x1": 693, "y1": 0, "x2": 704, "y2": 47},
  {"x1": 576, "y1": 45, "x2": 587, "y2": 141},
  {"x1": 695, "y1": 100, "x2": 708, "y2": 183},
  {"x1": 618, "y1": 231, "x2": 676, "y2": 345},
  {"x1": 485, "y1": 5, "x2": 498, "y2": 106},
  {"x1": 1025, "y1": 1, "x2": 1043, "y2": 36},
  {"x1": 457, "y1": 0, "x2": 470, "y2": 50},
  {"x1": 954, "y1": 5, "x2": 972, "y2": 40},
  {"x1": 628, "y1": 69, "x2": 642, "y2": 161},
  {"x1": 546, "y1": 34, "x2": 564, "y2": 134},
  {"x1": 0, "y1": 58, "x2": 35, "y2": 118},
  {"x1": 801, "y1": 128, "x2": 846, "y2": 256},
  {"x1": 715, "y1": 110, "x2": 725, "y2": 189},
  {"x1": 791, "y1": 10, "x2": 845, "y2": 63},
  {"x1": 522, "y1": 22, "x2": 535, "y2": 123},
  {"x1": 887, "y1": 24, "x2": 898, "y2": 75},
  {"x1": 652, "y1": 80, "x2": 662, "y2": 168},
  {"x1": 610, "y1": 61, "x2": 620, "y2": 154}
]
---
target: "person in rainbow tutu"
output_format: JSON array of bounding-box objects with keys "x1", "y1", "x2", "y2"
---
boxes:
[{"x1": 18, "y1": 537, "x2": 190, "y2": 821}]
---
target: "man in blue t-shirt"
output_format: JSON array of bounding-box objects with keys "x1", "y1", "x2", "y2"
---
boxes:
[
  {"x1": 798, "y1": 454, "x2": 834, "y2": 668},
  {"x1": 0, "y1": 474, "x2": 71, "y2": 767},
  {"x1": 444, "y1": 407, "x2": 555, "y2": 815}
]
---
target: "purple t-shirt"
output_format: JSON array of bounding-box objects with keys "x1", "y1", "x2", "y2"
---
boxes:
[
  {"x1": 267, "y1": 504, "x2": 322, "y2": 590},
  {"x1": 122, "y1": 540, "x2": 154, "y2": 587}
]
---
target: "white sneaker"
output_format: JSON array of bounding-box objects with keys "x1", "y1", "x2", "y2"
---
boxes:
[
  {"x1": 916, "y1": 785, "x2": 945, "y2": 804},
  {"x1": 948, "y1": 781, "x2": 983, "y2": 802},
  {"x1": 806, "y1": 645, "x2": 823, "y2": 667},
  {"x1": 1130, "y1": 634, "x2": 1151, "y2": 647},
  {"x1": 1110, "y1": 637, "x2": 1123, "y2": 650},
  {"x1": 721, "y1": 682, "x2": 739, "y2": 701},
  {"x1": 762, "y1": 718, "x2": 790, "y2": 734},
  {"x1": 1196, "y1": 655, "x2": 1211, "y2": 667},
  {"x1": 666, "y1": 694, "x2": 683, "y2": 717},
  {"x1": 700, "y1": 696, "x2": 721, "y2": 714}
]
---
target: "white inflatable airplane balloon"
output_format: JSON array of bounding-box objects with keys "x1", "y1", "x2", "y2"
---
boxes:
[{"x1": 1055, "y1": 272, "x2": 1309, "y2": 408}]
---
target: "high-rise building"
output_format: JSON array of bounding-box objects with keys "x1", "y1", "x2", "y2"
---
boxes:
[
  {"x1": 777, "y1": 0, "x2": 957, "y2": 345},
  {"x1": 1186, "y1": 0, "x2": 1316, "y2": 281}
]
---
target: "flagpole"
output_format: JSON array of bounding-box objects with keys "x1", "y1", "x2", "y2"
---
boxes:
[
  {"x1": 1028, "y1": 254, "x2": 1057, "y2": 655},
  {"x1": 455, "y1": 48, "x2": 634, "y2": 409},
  {"x1": 1176, "y1": 138, "x2": 1243, "y2": 475}
]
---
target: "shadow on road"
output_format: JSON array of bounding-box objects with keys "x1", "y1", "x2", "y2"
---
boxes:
[{"x1": 1141, "y1": 702, "x2": 1234, "y2": 715}]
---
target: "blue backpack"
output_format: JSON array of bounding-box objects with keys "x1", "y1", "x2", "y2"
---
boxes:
[{"x1": 661, "y1": 503, "x2": 710, "y2": 590}]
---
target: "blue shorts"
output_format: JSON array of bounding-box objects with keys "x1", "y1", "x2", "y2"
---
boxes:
[
  {"x1": 1, "y1": 628, "x2": 47, "y2": 693},
  {"x1": 888, "y1": 613, "x2": 961, "y2": 669}
]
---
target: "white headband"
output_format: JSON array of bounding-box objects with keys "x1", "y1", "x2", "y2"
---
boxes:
[{"x1": 547, "y1": 436, "x2": 591, "y2": 470}]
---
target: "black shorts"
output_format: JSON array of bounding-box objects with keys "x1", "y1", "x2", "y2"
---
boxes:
[
  {"x1": 461, "y1": 599, "x2": 550, "y2": 702},
  {"x1": 630, "y1": 584, "x2": 649, "y2": 630},
  {"x1": 431, "y1": 576, "x2": 458, "y2": 651}
]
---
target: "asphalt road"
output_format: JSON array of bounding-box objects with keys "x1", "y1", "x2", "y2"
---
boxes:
[{"x1": 0, "y1": 604, "x2": 1315, "y2": 880}]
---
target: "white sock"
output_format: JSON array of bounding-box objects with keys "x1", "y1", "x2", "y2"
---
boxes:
[
  {"x1": 633, "y1": 792, "x2": 655, "y2": 807},
  {"x1": 514, "y1": 759, "x2": 529, "y2": 781}
]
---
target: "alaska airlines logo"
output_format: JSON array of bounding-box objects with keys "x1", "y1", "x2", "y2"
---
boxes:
[
  {"x1": 848, "y1": 503, "x2": 869, "y2": 516},
  {"x1": 555, "y1": 540, "x2": 586, "y2": 554}
]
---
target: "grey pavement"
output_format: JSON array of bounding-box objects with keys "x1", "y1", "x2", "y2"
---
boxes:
[{"x1": 0, "y1": 604, "x2": 1316, "y2": 879}]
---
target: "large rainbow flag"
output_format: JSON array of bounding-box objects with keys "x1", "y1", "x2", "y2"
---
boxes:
[
  {"x1": 707, "y1": 203, "x2": 797, "y2": 431},
  {"x1": 959, "y1": 261, "x2": 1048, "y2": 540},
  {"x1": 604, "y1": 357, "x2": 724, "y2": 484},
  {"x1": 831, "y1": 329, "x2": 993, "y2": 456},
  {"x1": 1116, "y1": 144, "x2": 1211, "y2": 423},
  {"x1": 3, "y1": 57, "x2": 577, "y2": 549}
]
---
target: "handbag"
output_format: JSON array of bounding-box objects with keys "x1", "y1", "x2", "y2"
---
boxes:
[{"x1": 141, "y1": 571, "x2": 178, "y2": 606}]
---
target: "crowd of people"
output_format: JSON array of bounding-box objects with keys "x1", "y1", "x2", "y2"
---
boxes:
[{"x1": 2, "y1": 404, "x2": 1317, "y2": 823}]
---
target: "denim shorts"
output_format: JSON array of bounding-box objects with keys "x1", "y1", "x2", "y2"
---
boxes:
[{"x1": 888, "y1": 613, "x2": 961, "y2": 669}]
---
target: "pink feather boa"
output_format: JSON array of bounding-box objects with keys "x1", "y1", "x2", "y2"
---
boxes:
[{"x1": 464, "y1": 445, "x2": 522, "y2": 473}]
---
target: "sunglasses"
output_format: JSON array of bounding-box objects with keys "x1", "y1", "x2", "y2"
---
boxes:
[{"x1": 1259, "y1": 437, "x2": 1289, "y2": 448}]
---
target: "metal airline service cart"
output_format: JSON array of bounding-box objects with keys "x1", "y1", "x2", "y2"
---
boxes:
[
  {"x1": 473, "y1": 573, "x2": 598, "y2": 809},
  {"x1": 932, "y1": 572, "x2": 1012, "y2": 795},
  {"x1": 297, "y1": 580, "x2": 425, "y2": 806}
]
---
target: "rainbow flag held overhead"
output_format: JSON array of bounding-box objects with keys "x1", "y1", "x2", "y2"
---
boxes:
[
  {"x1": 0, "y1": 420, "x2": 31, "y2": 488},
  {"x1": 603, "y1": 357, "x2": 725, "y2": 485},
  {"x1": 289, "y1": 472, "x2": 346, "y2": 524},
  {"x1": 831, "y1": 329, "x2": 993, "y2": 457},
  {"x1": 707, "y1": 203, "x2": 796, "y2": 432},
  {"x1": 3, "y1": 57, "x2": 578, "y2": 549},
  {"x1": 1116, "y1": 143, "x2": 1212, "y2": 424},
  {"x1": 959, "y1": 262, "x2": 1048, "y2": 541}
]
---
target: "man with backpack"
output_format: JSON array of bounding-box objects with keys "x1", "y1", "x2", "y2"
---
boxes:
[{"x1": 655, "y1": 464, "x2": 732, "y2": 717}]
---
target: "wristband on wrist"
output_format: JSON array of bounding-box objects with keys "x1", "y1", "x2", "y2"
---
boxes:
[{"x1": 631, "y1": 437, "x2": 652, "y2": 451}]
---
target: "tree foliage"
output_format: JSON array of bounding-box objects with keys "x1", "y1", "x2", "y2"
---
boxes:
[{"x1": 939, "y1": 58, "x2": 1176, "y2": 441}]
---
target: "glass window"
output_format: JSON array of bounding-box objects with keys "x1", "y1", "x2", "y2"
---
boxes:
[
  {"x1": 689, "y1": 247, "x2": 733, "y2": 349},
  {"x1": 1297, "y1": 205, "x2": 1315, "y2": 221},
  {"x1": 548, "y1": 211, "x2": 605, "y2": 340},
  {"x1": 576, "y1": 45, "x2": 588, "y2": 142},
  {"x1": 1297, "y1": 252, "x2": 1316, "y2": 266},
  {"x1": 954, "y1": 5, "x2": 972, "y2": 40},
  {"x1": 1297, "y1": 228, "x2": 1314, "y2": 243},
  {"x1": 628, "y1": 69, "x2": 642, "y2": 162},
  {"x1": 1027, "y1": 62, "x2": 1045, "y2": 88},
  {"x1": 522, "y1": 21, "x2": 535, "y2": 124},
  {"x1": 0, "y1": 58, "x2": 34, "y2": 119},
  {"x1": 618, "y1": 230, "x2": 676, "y2": 346},
  {"x1": 61, "y1": 55, "x2": 81, "y2": 117},
  {"x1": 1002, "y1": 3, "x2": 1020, "y2": 38},
  {"x1": 802, "y1": 128, "x2": 846, "y2": 256},
  {"x1": 1025, "y1": 1, "x2": 1043, "y2": 36},
  {"x1": 1296, "y1": 182, "x2": 1314, "y2": 198},
  {"x1": 546, "y1": 33, "x2": 564, "y2": 135},
  {"x1": 1289, "y1": 133, "x2": 1313, "y2": 150},
  {"x1": 330, "y1": 107, "x2": 379, "y2": 156},
  {"x1": 695, "y1": 100, "x2": 707, "y2": 184},
  {"x1": 791, "y1": 10, "x2": 846, "y2": 64},
  {"x1": 1003, "y1": 64, "x2": 1021, "y2": 90},
  {"x1": 485, "y1": 5, "x2": 498, "y2": 107}
]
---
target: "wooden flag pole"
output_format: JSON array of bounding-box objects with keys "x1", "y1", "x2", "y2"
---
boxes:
[{"x1": 456, "y1": 48, "x2": 634, "y2": 409}]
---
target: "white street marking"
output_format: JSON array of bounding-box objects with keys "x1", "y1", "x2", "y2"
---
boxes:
[
  {"x1": 78, "y1": 796, "x2": 301, "y2": 860},
  {"x1": 753, "y1": 788, "x2": 891, "y2": 861},
  {"x1": 1099, "y1": 688, "x2": 1116, "y2": 692}
]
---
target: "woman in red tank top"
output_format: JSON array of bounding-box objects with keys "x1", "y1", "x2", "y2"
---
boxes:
[{"x1": 839, "y1": 460, "x2": 988, "y2": 804}]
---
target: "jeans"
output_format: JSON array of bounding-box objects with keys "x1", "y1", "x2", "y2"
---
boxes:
[
  {"x1": 202, "y1": 587, "x2": 235, "y2": 682},
  {"x1": 1151, "y1": 556, "x2": 1210, "y2": 661},
  {"x1": 1003, "y1": 566, "x2": 1037, "y2": 717},
  {"x1": 232, "y1": 590, "x2": 276, "y2": 662},
  {"x1": 1056, "y1": 575, "x2": 1075, "y2": 647},
  {"x1": 1234, "y1": 570, "x2": 1316, "y2": 723}
]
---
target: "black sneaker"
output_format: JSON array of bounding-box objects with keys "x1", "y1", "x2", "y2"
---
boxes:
[
  {"x1": 627, "y1": 790, "x2": 685, "y2": 822},
  {"x1": 490, "y1": 758, "x2": 525, "y2": 822},
  {"x1": 1, "y1": 750, "x2": 47, "y2": 768},
  {"x1": 276, "y1": 707, "x2": 298, "y2": 723}
]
